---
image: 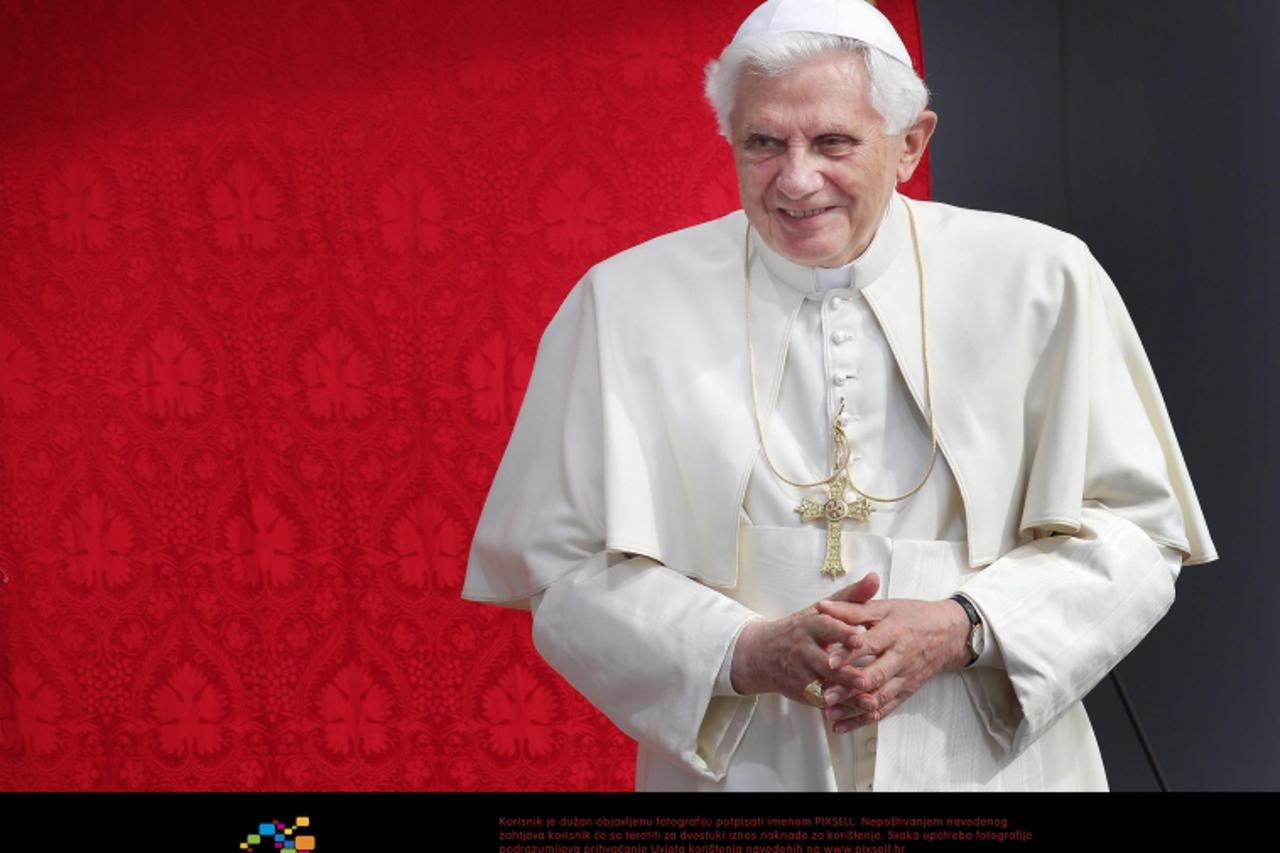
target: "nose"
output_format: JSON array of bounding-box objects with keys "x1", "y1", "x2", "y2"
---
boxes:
[{"x1": 775, "y1": 146, "x2": 824, "y2": 198}]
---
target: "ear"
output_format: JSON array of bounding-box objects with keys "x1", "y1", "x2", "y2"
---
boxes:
[{"x1": 896, "y1": 109, "x2": 937, "y2": 183}]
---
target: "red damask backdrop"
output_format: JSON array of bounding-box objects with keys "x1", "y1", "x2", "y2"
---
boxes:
[{"x1": 0, "y1": 0, "x2": 925, "y2": 790}]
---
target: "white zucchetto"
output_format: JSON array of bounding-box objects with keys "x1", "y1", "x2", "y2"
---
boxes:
[{"x1": 731, "y1": 0, "x2": 913, "y2": 68}]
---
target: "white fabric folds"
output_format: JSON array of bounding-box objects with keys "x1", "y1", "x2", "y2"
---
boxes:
[
  {"x1": 464, "y1": 197, "x2": 1214, "y2": 606},
  {"x1": 463, "y1": 195, "x2": 1214, "y2": 790}
]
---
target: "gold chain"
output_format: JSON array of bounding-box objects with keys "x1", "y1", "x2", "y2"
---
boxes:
[{"x1": 742, "y1": 195, "x2": 939, "y2": 502}]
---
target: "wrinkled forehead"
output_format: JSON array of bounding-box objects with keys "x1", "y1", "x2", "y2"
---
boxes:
[
  {"x1": 737, "y1": 46, "x2": 869, "y2": 88},
  {"x1": 732, "y1": 52, "x2": 879, "y2": 132}
]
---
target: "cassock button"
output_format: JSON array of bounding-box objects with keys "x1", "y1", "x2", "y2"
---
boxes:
[
  {"x1": 832, "y1": 331, "x2": 852, "y2": 345},
  {"x1": 865, "y1": 737, "x2": 877, "y2": 754},
  {"x1": 832, "y1": 374, "x2": 846, "y2": 387},
  {"x1": 836, "y1": 412, "x2": 851, "y2": 427}
]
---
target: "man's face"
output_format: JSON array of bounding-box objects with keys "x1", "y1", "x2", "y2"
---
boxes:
[{"x1": 729, "y1": 52, "x2": 932, "y2": 268}]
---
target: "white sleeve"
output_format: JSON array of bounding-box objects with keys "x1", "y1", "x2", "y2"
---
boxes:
[
  {"x1": 954, "y1": 501, "x2": 1181, "y2": 753},
  {"x1": 529, "y1": 551, "x2": 762, "y2": 780},
  {"x1": 714, "y1": 632, "x2": 746, "y2": 696},
  {"x1": 942, "y1": 245, "x2": 1201, "y2": 754}
]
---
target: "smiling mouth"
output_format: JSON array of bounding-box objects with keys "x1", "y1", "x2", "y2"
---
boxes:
[{"x1": 780, "y1": 207, "x2": 835, "y2": 219}]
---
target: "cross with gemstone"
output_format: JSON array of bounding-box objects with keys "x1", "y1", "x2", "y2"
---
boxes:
[{"x1": 795, "y1": 471, "x2": 875, "y2": 578}]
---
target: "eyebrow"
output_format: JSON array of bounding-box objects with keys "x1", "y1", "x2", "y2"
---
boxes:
[{"x1": 740, "y1": 129, "x2": 858, "y2": 143}]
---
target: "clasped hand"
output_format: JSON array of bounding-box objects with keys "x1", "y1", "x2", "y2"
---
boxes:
[{"x1": 730, "y1": 572, "x2": 971, "y2": 733}]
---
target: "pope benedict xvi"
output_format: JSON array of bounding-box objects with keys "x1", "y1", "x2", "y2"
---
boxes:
[{"x1": 462, "y1": 0, "x2": 1216, "y2": 791}]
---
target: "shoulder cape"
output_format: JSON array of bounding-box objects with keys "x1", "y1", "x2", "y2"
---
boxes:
[{"x1": 464, "y1": 198, "x2": 1216, "y2": 606}]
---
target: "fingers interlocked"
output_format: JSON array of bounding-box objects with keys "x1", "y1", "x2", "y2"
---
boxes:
[{"x1": 812, "y1": 596, "x2": 972, "y2": 733}]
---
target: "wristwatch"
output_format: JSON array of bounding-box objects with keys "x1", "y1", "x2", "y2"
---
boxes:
[{"x1": 949, "y1": 592, "x2": 985, "y2": 667}]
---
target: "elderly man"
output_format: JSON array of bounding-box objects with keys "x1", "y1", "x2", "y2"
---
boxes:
[{"x1": 463, "y1": 0, "x2": 1215, "y2": 791}]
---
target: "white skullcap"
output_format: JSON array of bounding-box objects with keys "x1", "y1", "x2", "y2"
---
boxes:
[{"x1": 731, "y1": 0, "x2": 913, "y2": 69}]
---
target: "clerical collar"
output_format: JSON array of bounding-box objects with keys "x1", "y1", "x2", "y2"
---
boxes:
[{"x1": 751, "y1": 193, "x2": 909, "y2": 297}]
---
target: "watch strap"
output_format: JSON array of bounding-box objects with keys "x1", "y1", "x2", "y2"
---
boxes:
[{"x1": 949, "y1": 592, "x2": 982, "y2": 667}]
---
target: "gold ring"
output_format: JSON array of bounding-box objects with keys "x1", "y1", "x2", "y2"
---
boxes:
[{"x1": 803, "y1": 678, "x2": 827, "y2": 708}]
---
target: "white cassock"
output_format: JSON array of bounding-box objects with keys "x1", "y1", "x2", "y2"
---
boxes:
[{"x1": 463, "y1": 193, "x2": 1216, "y2": 791}]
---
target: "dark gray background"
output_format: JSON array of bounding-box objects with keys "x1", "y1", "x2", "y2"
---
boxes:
[{"x1": 918, "y1": 0, "x2": 1278, "y2": 790}]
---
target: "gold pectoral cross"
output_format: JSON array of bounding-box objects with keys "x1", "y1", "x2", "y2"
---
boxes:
[{"x1": 795, "y1": 471, "x2": 875, "y2": 578}]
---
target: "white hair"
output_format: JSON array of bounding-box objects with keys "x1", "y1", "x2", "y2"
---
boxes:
[{"x1": 703, "y1": 31, "x2": 930, "y2": 137}]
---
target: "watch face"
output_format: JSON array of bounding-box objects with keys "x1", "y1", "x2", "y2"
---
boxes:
[{"x1": 969, "y1": 623, "x2": 986, "y2": 661}]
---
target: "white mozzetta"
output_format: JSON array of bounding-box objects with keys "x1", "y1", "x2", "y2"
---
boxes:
[{"x1": 465, "y1": 194, "x2": 1214, "y2": 790}]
